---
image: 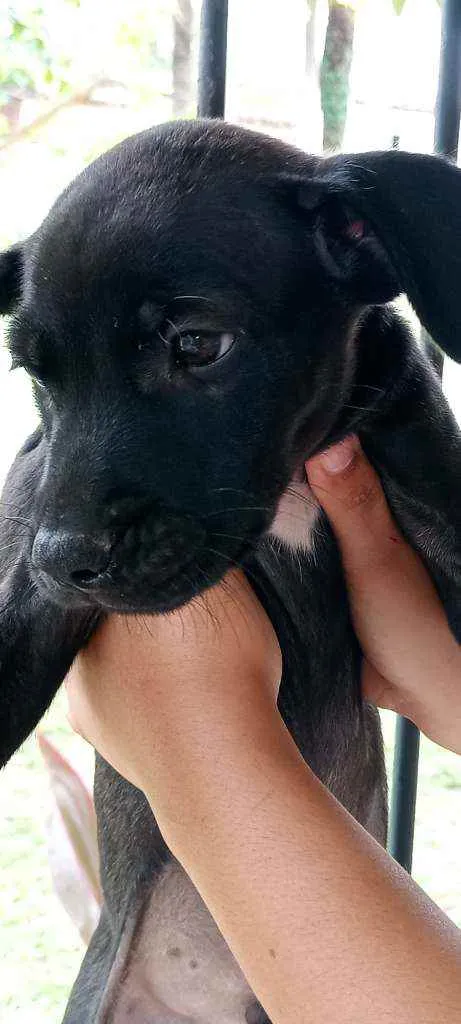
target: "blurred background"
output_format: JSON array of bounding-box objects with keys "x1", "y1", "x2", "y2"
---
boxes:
[{"x1": 0, "y1": 1, "x2": 460, "y2": 1020}]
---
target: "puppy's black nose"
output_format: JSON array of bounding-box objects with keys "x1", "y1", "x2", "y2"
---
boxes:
[{"x1": 31, "y1": 527, "x2": 112, "y2": 587}]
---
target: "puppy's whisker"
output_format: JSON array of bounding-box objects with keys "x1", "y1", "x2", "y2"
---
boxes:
[
  {"x1": 165, "y1": 317, "x2": 180, "y2": 336},
  {"x1": 204, "y1": 545, "x2": 242, "y2": 569},
  {"x1": 173, "y1": 295, "x2": 218, "y2": 306},
  {"x1": 0, "y1": 514, "x2": 33, "y2": 531},
  {"x1": 355, "y1": 384, "x2": 385, "y2": 395},
  {"x1": 273, "y1": 511, "x2": 317, "y2": 526},
  {"x1": 204, "y1": 505, "x2": 271, "y2": 518},
  {"x1": 185, "y1": 574, "x2": 221, "y2": 637},
  {"x1": 197, "y1": 565, "x2": 247, "y2": 641},
  {"x1": 202, "y1": 547, "x2": 258, "y2": 635},
  {"x1": 210, "y1": 531, "x2": 247, "y2": 543},
  {"x1": 0, "y1": 497, "x2": 35, "y2": 512},
  {"x1": 0, "y1": 503, "x2": 33, "y2": 520},
  {"x1": 220, "y1": 574, "x2": 258, "y2": 640},
  {"x1": 342, "y1": 404, "x2": 379, "y2": 413},
  {"x1": 0, "y1": 539, "x2": 26, "y2": 554},
  {"x1": 139, "y1": 615, "x2": 154, "y2": 639},
  {"x1": 0, "y1": 580, "x2": 36, "y2": 616},
  {"x1": 192, "y1": 571, "x2": 221, "y2": 632},
  {"x1": 285, "y1": 486, "x2": 319, "y2": 510},
  {"x1": 209, "y1": 486, "x2": 259, "y2": 500}
]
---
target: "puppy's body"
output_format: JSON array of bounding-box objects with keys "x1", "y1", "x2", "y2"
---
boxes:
[{"x1": 1, "y1": 121, "x2": 461, "y2": 1022}]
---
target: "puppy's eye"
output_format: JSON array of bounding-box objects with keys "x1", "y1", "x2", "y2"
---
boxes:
[{"x1": 163, "y1": 329, "x2": 236, "y2": 369}]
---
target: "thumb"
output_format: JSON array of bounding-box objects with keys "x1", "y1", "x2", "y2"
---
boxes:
[{"x1": 305, "y1": 435, "x2": 403, "y2": 571}]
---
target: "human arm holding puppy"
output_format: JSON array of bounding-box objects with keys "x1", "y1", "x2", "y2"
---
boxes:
[
  {"x1": 307, "y1": 434, "x2": 461, "y2": 756},
  {"x1": 66, "y1": 437, "x2": 461, "y2": 1024}
]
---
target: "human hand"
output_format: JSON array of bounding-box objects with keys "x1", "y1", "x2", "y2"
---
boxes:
[
  {"x1": 65, "y1": 569, "x2": 282, "y2": 835},
  {"x1": 306, "y1": 436, "x2": 461, "y2": 754}
]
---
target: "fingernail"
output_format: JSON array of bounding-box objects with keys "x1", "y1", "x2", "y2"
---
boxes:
[{"x1": 317, "y1": 436, "x2": 358, "y2": 474}]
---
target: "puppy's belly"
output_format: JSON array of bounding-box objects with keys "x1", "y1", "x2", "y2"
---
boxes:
[
  {"x1": 270, "y1": 477, "x2": 320, "y2": 552},
  {"x1": 110, "y1": 860, "x2": 256, "y2": 1024}
]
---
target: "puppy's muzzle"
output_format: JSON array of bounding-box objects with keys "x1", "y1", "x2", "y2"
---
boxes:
[{"x1": 30, "y1": 504, "x2": 207, "y2": 602}]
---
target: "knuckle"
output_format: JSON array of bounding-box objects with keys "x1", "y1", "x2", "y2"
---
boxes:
[{"x1": 343, "y1": 478, "x2": 384, "y2": 514}]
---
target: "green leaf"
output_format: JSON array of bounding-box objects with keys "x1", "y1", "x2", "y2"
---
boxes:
[{"x1": 11, "y1": 18, "x2": 27, "y2": 40}]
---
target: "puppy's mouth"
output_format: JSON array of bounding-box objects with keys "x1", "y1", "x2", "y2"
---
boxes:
[
  {"x1": 33, "y1": 528, "x2": 256, "y2": 616},
  {"x1": 32, "y1": 465, "x2": 319, "y2": 612}
]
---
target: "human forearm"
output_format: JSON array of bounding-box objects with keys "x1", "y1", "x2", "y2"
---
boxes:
[
  {"x1": 157, "y1": 713, "x2": 461, "y2": 1024},
  {"x1": 66, "y1": 567, "x2": 461, "y2": 1024}
]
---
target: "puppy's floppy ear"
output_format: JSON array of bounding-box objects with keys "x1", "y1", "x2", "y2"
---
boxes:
[
  {"x1": 0, "y1": 244, "x2": 23, "y2": 314},
  {"x1": 289, "y1": 151, "x2": 461, "y2": 363},
  {"x1": 0, "y1": 436, "x2": 100, "y2": 766}
]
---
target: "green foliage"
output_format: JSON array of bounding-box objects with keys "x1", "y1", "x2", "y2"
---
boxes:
[
  {"x1": 115, "y1": 10, "x2": 169, "y2": 74},
  {"x1": 392, "y1": 0, "x2": 440, "y2": 11},
  {"x1": 0, "y1": 0, "x2": 173, "y2": 139},
  {"x1": 0, "y1": 3, "x2": 75, "y2": 107}
]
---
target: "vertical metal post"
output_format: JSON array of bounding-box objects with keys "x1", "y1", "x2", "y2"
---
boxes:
[
  {"x1": 434, "y1": 0, "x2": 461, "y2": 161},
  {"x1": 388, "y1": 719, "x2": 420, "y2": 872},
  {"x1": 388, "y1": 130, "x2": 422, "y2": 873},
  {"x1": 389, "y1": 0, "x2": 461, "y2": 872},
  {"x1": 197, "y1": 0, "x2": 229, "y2": 118},
  {"x1": 429, "y1": 0, "x2": 461, "y2": 372}
]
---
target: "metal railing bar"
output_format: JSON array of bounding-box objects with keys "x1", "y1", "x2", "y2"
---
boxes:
[{"x1": 197, "y1": 0, "x2": 229, "y2": 119}]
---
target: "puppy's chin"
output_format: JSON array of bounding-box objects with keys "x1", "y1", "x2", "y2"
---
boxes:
[
  {"x1": 32, "y1": 546, "x2": 251, "y2": 616},
  {"x1": 269, "y1": 467, "x2": 320, "y2": 552}
]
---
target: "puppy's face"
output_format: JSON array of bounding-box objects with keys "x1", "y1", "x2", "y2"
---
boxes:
[{"x1": 5, "y1": 122, "x2": 380, "y2": 612}]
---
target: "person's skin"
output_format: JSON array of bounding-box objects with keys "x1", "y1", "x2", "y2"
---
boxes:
[
  {"x1": 308, "y1": 434, "x2": 461, "y2": 756},
  {"x1": 66, "y1": 437, "x2": 461, "y2": 1024}
]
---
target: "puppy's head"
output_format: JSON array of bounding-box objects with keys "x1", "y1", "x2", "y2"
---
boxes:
[{"x1": 2, "y1": 120, "x2": 461, "y2": 613}]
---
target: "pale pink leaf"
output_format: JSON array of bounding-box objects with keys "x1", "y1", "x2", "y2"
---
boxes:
[{"x1": 38, "y1": 732, "x2": 102, "y2": 945}]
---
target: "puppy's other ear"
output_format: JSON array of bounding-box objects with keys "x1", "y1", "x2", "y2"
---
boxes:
[
  {"x1": 0, "y1": 244, "x2": 23, "y2": 314},
  {"x1": 290, "y1": 151, "x2": 461, "y2": 363}
]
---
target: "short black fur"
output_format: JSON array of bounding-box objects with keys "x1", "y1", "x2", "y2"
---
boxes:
[{"x1": 1, "y1": 121, "x2": 461, "y2": 1023}]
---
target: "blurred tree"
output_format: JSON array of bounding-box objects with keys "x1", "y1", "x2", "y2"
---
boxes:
[
  {"x1": 0, "y1": 0, "x2": 180, "y2": 147},
  {"x1": 172, "y1": 0, "x2": 194, "y2": 117},
  {"x1": 315, "y1": 0, "x2": 441, "y2": 152},
  {"x1": 320, "y1": 0, "x2": 355, "y2": 151},
  {"x1": 0, "y1": 2, "x2": 77, "y2": 132}
]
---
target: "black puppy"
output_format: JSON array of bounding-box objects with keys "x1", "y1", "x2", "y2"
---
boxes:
[{"x1": 1, "y1": 120, "x2": 461, "y2": 1023}]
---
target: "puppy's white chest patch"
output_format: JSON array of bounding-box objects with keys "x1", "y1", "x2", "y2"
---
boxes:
[
  {"x1": 111, "y1": 860, "x2": 256, "y2": 1023},
  {"x1": 270, "y1": 476, "x2": 320, "y2": 552}
]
